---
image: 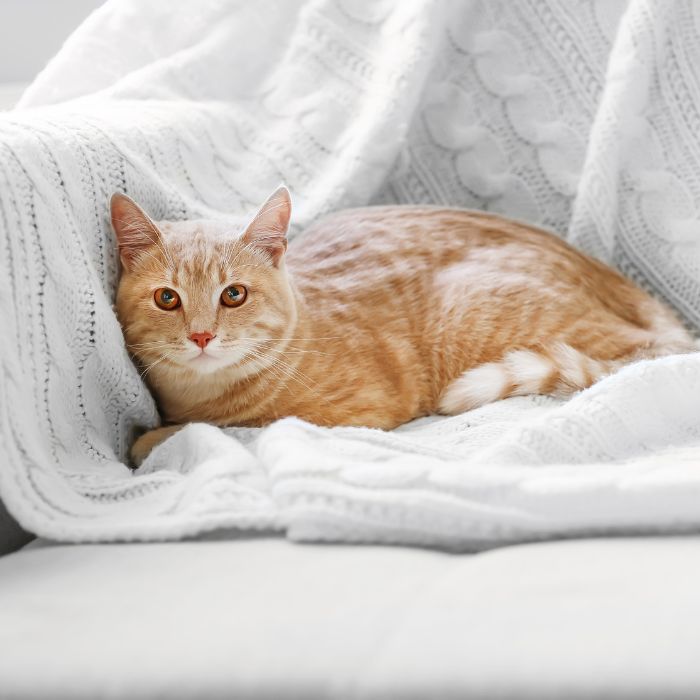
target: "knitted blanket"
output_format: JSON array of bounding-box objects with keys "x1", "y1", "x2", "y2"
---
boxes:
[{"x1": 1, "y1": 0, "x2": 700, "y2": 548}]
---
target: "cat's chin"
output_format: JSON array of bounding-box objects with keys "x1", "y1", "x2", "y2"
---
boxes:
[{"x1": 184, "y1": 353, "x2": 232, "y2": 375}]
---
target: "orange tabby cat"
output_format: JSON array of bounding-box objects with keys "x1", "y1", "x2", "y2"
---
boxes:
[{"x1": 112, "y1": 187, "x2": 696, "y2": 464}]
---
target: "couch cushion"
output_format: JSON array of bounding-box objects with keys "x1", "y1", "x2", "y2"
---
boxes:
[{"x1": 1, "y1": 535, "x2": 700, "y2": 699}]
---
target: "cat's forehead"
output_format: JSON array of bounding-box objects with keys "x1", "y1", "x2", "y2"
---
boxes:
[
  {"x1": 157, "y1": 218, "x2": 246, "y2": 246},
  {"x1": 153, "y1": 219, "x2": 252, "y2": 284}
]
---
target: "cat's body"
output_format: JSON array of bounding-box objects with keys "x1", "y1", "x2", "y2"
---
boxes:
[{"x1": 112, "y1": 188, "x2": 696, "y2": 463}]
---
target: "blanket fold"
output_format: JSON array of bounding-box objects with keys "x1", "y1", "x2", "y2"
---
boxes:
[{"x1": 1, "y1": 0, "x2": 699, "y2": 548}]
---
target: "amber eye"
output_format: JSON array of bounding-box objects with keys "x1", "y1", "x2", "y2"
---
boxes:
[
  {"x1": 221, "y1": 284, "x2": 247, "y2": 308},
  {"x1": 154, "y1": 287, "x2": 181, "y2": 310}
]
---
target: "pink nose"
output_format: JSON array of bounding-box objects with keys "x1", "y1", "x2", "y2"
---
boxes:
[{"x1": 189, "y1": 331, "x2": 215, "y2": 349}]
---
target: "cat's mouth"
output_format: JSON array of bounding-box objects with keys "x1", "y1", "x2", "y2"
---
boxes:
[
  {"x1": 184, "y1": 351, "x2": 229, "y2": 374},
  {"x1": 189, "y1": 350, "x2": 219, "y2": 363},
  {"x1": 182, "y1": 344, "x2": 249, "y2": 373}
]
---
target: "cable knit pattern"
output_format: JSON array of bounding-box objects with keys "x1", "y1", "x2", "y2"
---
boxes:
[{"x1": 1, "y1": 0, "x2": 700, "y2": 547}]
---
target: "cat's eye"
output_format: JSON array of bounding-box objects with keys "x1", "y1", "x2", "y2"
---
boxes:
[
  {"x1": 154, "y1": 287, "x2": 181, "y2": 310},
  {"x1": 221, "y1": 284, "x2": 247, "y2": 308}
]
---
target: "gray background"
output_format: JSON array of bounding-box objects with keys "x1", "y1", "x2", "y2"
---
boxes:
[{"x1": 0, "y1": 0, "x2": 104, "y2": 106}]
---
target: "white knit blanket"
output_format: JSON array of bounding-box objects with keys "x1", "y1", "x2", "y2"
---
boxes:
[{"x1": 1, "y1": 0, "x2": 700, "y2": 548}]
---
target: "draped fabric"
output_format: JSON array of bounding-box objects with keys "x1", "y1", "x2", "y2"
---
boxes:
[{"x1": 1, "y1": 0, "x2": 700, "y2": 547}]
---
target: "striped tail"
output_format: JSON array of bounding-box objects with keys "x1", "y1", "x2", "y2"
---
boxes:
[{"x1": 437, "y1": 343, "x2": 628, "y2": 415}]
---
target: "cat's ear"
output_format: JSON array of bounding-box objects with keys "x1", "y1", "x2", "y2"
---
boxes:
[
  {"x1": 241, "y1": 185, "x2": 291, "y2": 267},
  {"x1": 110, "y1": 193, "x2": 162, "y2": 271}
]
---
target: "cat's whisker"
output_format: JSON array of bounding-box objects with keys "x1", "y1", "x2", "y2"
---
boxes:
[
  {"x1": 249, "y1": 348, "x2": 317, "y2": 394},
  {"x1": 233, "y1": 342, "x2": 292, "y2": 388},
  {"x1": 234, "y1": 336, "x2": 341, "y2": 342},
  {"x1": 128, "y1": 342, "x2": 180, "y2": 353},
  {"x1": 235, "y1": 341, "x2": 318, "y2": 395},
  {"x1": 246, "y1": 353, "x2": 289, "y2": 390},
  {"x1": 139, "y1": 349, "x2": 178, "y2": 379},
  {"x1": 253, "y1": 355, "x2": 315, "y2": 395},
  {"x1": 130, "y1": 347, "x2": 179, "y2": 357},
  {"x1": 221, "y1": 240, "x2": 241, "y2": 270},
  {"x1": 262, "y1": 348, "x2": 331, "y2": 357},
  {"x1": 224, "y1": 240, "x2": 256, "y2": 272},
  {"x1": 218, "y1": 341, "x2": 332, "y2": 356},
  {"x1": 128, "y1": 340, "x2": 178, "y2": 347}
]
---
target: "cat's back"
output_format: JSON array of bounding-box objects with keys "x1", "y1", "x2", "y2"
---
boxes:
[
  {"x1": 287, "y1": 204, "x2": 588, "y2": 282},
  {"x1": 289, "y1": 205, "x2": 527, "y2": 258}
]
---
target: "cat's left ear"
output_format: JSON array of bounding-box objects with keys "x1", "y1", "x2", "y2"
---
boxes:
[
  {"x1": 241, "y1": 185, "x2": 291, "y2": 267},
  {"x1": 110, "y1": 193, "x2": 163, "y2": 271}
]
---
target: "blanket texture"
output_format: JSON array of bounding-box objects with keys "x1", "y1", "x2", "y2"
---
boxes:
[{"x1": 1, "y1": 0, "x2": 700, "y2": 547}]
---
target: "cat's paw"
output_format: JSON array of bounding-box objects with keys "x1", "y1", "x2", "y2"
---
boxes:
[{"x1": 130, "y1": 425, "x2": 183, "y2": 467}]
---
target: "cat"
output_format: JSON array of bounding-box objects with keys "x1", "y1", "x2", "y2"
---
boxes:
[{"x1": 112, "y1": 186, "x2": 697, "y2": 465}]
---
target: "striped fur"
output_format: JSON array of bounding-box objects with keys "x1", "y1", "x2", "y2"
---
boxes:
[{"x1": 439, "y1": 344, "x2": 625, "y2": 413}]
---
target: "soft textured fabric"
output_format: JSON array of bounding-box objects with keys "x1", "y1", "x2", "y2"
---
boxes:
[
  {"x1": 2, "y1": 536, "x2": 700, "y2": 699},
  {"x1": 1, "y1": 0, "x2": 700, "y2": 546}
]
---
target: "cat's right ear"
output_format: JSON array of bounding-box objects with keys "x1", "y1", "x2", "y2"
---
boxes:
[
  {"x1": 110, "y1": 193, "x2": 162, "y2": 271},
  {"x1": 241, "y1": 185, "x2": 291, "y2": 267}
]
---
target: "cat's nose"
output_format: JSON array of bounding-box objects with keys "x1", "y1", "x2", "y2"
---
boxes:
[{"x1": 189, "y1": 331, "x2": 215, "y2": 349}]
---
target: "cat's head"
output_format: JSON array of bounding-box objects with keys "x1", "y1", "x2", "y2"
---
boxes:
[{"x1": 113, "y1": 186, "x2": 297, "y2": 377}]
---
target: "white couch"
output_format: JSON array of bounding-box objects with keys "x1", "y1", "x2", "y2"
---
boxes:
[{"x1": 2, "y1": 534, "x2": 700, "y2": 698}]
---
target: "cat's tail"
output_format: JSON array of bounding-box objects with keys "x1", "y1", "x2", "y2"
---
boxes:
[
  {"x1": 635, "y1": 295, "x2": 697, "y2": 355},
  {"x1": 437, "y1": 343, "x2": 630, "y2": 415}
]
